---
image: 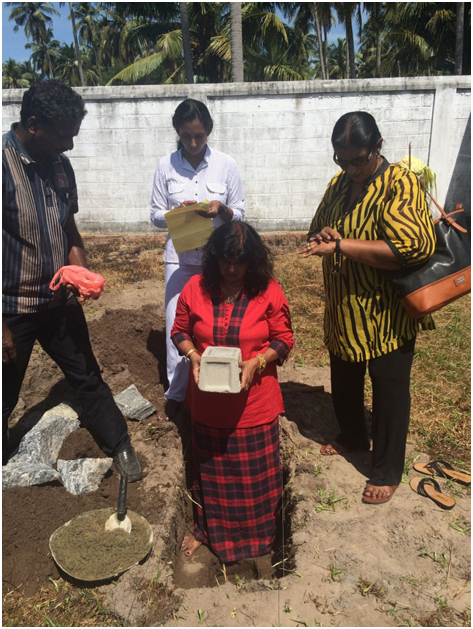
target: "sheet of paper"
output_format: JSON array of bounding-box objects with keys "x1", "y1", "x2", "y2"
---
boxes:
[{"x1": 164, "y1": 200, "x2": 214, "y2": 254}]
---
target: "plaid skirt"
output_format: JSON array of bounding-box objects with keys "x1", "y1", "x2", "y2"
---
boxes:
[{"x1": 191, "y1": 416, "x2": 282, "y2": 564}]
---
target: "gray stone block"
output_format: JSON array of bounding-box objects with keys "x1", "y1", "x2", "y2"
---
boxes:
[
  {"x1": 114, "y1": 384, "x2": 156, "y2": 421},
  {"x1": 57, "y1": 458, "x2": 113, "y2": 495},
  {"x1": 2, "y1": 463, "x2": 61, "y2": 490},
  {"x1": 11, "y1": 414, "x2": 80, "y2": 466},
  {"x1": 198, "y1": 346, "x2": 242, "y2": 393}
]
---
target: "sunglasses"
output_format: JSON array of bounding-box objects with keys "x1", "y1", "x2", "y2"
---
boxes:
[{"x1": 333, "y1": 147, "x2": 375, "y2": 169}]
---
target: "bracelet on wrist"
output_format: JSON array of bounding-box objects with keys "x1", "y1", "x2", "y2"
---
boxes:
[
  {"x1": 185, "y1": 348, "x2": 198, "y2": 361},
  {"x1": 255, "y1": 353, "x2": 267, "y2": 373},
  {"x1": 335, "y1": 237, "x2": 342, "y2": 254}
]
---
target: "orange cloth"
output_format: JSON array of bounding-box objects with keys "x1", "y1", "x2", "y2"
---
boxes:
[{"x1": 49, "y1": 265, "x2": 105, "y2": 299}]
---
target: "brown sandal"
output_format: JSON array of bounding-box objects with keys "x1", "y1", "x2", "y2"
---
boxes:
[
  {"x1": 410, "y1": 476, "x2": 455, "y2": 510},
  {"x1": 413, "y1": 460, "x2": 471, "y2": 486}
]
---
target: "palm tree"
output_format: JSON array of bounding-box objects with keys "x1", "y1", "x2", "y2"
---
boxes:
[
  {"x1": 327, "y1": 38, "x2": 347, "y2": 79},
  {"x1": 6, "y1": 2, "x2": 59, "y2": 45},
  {"x1": 278, "y1": 3, "x2": 326, "y2": 80},
  {"x1": 455, "y1": 2, "x2": 465, "y2": 74},
  {"x1": 230, "y1": 2, "x2": 244, "y2": 82},
  {"x1": 25, "y1": 26, "x2": 60, "y2": 77},
  {"x1": 244, "y1": 20, "x2": 317, "y2": 82},
  {"x1": 106, "y1": 2, "x2": 226, "y2": 85},
  {"x1": 68, "y1": 2, "x2": 85, "y2": 86},
  {"x1": 73, "y1": 2, "x2": 103, "y2": 79},
  {"x1": 382, "y1": 3, "x2": 456, "y2": 77},
  {"x1": 313, "y1": 4, "x2": 327, "y2": 80},
  {"x1": 179, "y1": 2, "x2": 194, "y2": 83},
  {"x1": 2, "y1": 58, "x2": 36, "y2": 88},
  {"x1": 55, "y1": 42, "x2": 98, "y2": 86},
  {"x1": 334, "y1": 2, "x2": 361, "y2": 78},
  {"x1": 363, "y1": 2, "x2": 387, "y2": 78}
]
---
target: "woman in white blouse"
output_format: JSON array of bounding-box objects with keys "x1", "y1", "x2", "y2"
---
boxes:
[{"x1": 150, "y1": 99, "x2": 245, "y2": 421}]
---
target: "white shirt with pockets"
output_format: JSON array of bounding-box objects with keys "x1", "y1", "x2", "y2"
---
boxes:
[{"x1": 150, "y1": 145, "x2": 245, "y2": 265}]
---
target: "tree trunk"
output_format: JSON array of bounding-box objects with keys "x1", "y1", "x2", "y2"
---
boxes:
[
  {"x1": 376, "y1": 29, "x2": 382, "y2": 78},
  {"x1": 323, "y1": 28, "x2": 330, "y2": 79},
  {"x1": 314, "y1": 10, "x2": 326, "y2": 80},
  {"x1": 230, "y1": 2, "x2": 244, "y2": 82},
  {"x1": 69, "y1": 2, "x2": 85, "y2": 86},
  {"x1": 345, "y1": 9, "x2": 356, "y2": 79},
  {"x1": 47, "y1": 54, "x2": 55, "y2": 79},
  {"x1": 179, "y1": 2, "x2": 194, "y2": 84},
  {"x1": 374, "y1": 4, "x2": 381, "y2": 79},
  {"x1": 455, "y1": 2, "x2": 465, "y2": 75},
  {"x1": 93, "y1": 43, "x2": 102, "y2": 79}
]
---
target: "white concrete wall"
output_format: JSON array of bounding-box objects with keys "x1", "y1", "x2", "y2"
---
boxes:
[{"x1": 3, "y1": 77, "x2": 470, "y2": 232}]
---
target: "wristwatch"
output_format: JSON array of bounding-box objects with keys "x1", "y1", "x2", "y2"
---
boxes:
[
  {"x1": 218, "y1": 204, "x2": 228, "y2": 215},
  {"x1": 335, "y1": 238, "x2": 342, "y2": 254}
]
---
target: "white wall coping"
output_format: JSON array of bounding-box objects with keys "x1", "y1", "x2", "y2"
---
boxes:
[{"x1": 3, "y1": 76, "x2": 471, "y2": 104}]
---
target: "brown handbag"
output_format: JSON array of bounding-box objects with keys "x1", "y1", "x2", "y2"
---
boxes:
[{"x1": 383, "y1": 180, "x2": 471, "y2": 318}]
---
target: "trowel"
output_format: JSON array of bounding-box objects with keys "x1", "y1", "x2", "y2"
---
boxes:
[{"x1": 105, "y1": 474, "x2": 132, "y2": 533}]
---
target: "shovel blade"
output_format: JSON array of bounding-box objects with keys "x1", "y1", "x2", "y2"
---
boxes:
[{"x1": 105, "y1": 512, "x2": 132, "y2": 534}]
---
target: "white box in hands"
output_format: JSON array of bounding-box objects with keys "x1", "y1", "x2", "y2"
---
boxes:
[{"x1": 198, "y1": 346, "x2": 242, "y2": 393}]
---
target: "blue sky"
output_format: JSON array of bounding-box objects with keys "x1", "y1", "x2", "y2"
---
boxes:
[{"x1": 2, "y1": 3, "x2": 356, "y2": 65}]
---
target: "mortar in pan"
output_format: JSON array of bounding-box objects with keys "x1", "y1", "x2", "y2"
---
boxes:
[{"x1": 49, "y1": 476, "x2": 153, "y2": 582}]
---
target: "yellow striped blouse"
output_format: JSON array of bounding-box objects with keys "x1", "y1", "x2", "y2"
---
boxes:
[{"x1": 308, "y1": 160, "x2": 436, "y2": 362}]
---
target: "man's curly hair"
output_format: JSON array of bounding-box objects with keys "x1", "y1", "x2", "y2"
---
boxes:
[
  {"x1": 201, "y1": 222, "x2": 274, "y2": 300},
  {"x1": 20, "y1": 79, "x2": 86, "y2": 127}
]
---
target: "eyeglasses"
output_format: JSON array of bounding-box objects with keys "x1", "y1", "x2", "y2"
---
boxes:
[{"x1": 333, "y1": 148, "x2": 375, "y2": 169}]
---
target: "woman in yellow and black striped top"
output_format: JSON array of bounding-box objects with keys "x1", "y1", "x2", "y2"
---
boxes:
[{"x1": 299, "y1": 112, "x2": 436, "y2": 505}]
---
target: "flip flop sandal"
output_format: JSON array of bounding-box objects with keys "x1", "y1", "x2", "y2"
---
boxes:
[
  {"x1": 413, "y1": 460, "x2": 471, "y2": 486},
  {"x1": 410, "y1": 476, "x2": 455, "y2": 510}
]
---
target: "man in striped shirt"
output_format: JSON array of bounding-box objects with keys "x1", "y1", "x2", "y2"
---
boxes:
[{"x1": 2, "y1": 80, "x2": 142, "y2": 481}]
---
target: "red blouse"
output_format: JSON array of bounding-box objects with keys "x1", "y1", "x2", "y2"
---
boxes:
[{"x1": 171, "y1": 275, "x2": 294, "y2": 429}]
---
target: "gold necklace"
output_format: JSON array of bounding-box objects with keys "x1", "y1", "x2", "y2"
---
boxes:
[{"x1": 220, "y1": 284, "x2": 243, "y2": 305}]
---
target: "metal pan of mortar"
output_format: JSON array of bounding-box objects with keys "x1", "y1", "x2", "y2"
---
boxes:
[{"x1": 49, "y1": 508, "x2": 153, "y2": 582}]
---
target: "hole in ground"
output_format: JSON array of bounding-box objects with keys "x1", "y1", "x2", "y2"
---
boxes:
[{"x1": 172, "y1": 462, "x2": 296, "y2": 589}]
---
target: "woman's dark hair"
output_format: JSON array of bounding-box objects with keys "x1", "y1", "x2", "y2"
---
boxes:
[
  {"x1": 201, "y1": 223, "x2": 274, "y2": 299},
  {"x1": 20, "y1": 79, "x2": 86, "y2": 127},
  {"x1": 331, "y1": 111, "x2": 382, "y2": 151},
  {"x1": 172, "y1": 98, "x2": 213, "y2": 136}
]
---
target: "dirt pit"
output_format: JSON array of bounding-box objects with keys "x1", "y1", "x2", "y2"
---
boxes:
[{"x1": 3, "y1": 279, "x2": 471, "y2": 627}]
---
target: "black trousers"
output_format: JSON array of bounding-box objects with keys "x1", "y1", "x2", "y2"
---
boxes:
[
  {"x1": 329, "y1": 337, "x2": 415, "y2": 486},
  {"x1": 3, "y1": 296, "x2": 131, "y2": 464}
]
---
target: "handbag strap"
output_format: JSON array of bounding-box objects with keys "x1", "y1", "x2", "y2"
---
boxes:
[{"x1": 384, "y1": 166, "x2": 468, "y2": 234}]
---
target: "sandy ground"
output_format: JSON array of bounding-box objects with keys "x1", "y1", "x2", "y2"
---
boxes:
[{"x1": 3, "y1": 279, "x2": 471, "y2": 628}]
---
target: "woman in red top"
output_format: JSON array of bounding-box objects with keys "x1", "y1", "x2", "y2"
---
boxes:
[{"x1": 171, "y1": 222, "x2": 294, "y2": 562}]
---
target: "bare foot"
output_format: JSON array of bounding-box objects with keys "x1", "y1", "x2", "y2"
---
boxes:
[
  {"x1": 320, "y1": 441, "x2": 348, "y2": 456},
  {"x1": 158, "y1": 399, "x2": 181, "y2": 422},
  {"x1": 181, "y1": 534, "x2": 202, "y2": 557},
  {"x1": 362, "y1": 483, "x2": 398, "y2": 505}
]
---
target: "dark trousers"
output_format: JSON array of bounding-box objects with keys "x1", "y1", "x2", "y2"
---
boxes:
[
  {"x1": 330, "y1": 337, "x2": 415, "y2": 486},
  {"x1": 3, "y1": 296, "x2": 130, "y2": 464}
]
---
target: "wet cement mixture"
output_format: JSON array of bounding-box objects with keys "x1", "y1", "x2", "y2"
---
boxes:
[
  {"x1": 3, "y1": 270, "x2": 471, "y2": 627},
  {"x1": 50, "y1": 508, "x2": 152, "y2": 581}
]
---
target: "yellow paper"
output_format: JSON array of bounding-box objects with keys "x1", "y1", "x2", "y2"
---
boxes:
[{"x1": 164, "y1": 200, "x2": 214, "y2": 254}]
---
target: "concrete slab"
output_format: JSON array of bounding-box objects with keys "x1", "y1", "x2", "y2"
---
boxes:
[{"x1": 198, "y1": 346, "x2": 242, "y2": 394}]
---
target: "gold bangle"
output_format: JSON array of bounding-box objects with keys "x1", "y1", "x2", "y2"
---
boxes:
[
  {"x1": 256, "y1": 353, "x2": 266, "y2": 373},
  {"x1": 185, "y1": 348, "x2": 198, "y2": 361}
]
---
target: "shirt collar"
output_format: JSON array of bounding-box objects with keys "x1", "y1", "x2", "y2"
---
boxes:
[
  {"x1": 364, "y1": 156, "x2": 390, "y2": 188},
  {"x1": 7, "y1": 122, "x2": 62, "y2": 168},
  {"x1": 179, "y1": 144, "x2": 211, "y2": 172}
]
